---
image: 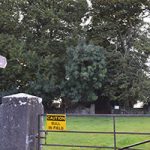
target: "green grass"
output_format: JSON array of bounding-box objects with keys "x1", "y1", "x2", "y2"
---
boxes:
[{"x1": 42, "y1": 116, "x2": 150, "y2": 150}]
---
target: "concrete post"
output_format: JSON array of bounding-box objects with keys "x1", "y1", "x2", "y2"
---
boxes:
[{"x1": 0, "y1": 93, "x2": 44, "y2": 150}]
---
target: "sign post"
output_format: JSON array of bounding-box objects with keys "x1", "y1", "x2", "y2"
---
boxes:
[
  {"x1": 46, "y1": 114, "x2": 66, "y2": 131},
  {"x1": 0, "y1": 55, "x2": 7, "y2": 68}
]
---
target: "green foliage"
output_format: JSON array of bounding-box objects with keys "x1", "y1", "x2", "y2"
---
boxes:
[
  {"x1": 139, "y1": 77, "x2": 150, "y2": 103},
  {"x1": 61, "y1": 41, "x2": 106, "y2": 102},
  {"x1": 86, "y1": 0, "x2": 150, "y2": 106},
  {"x1": 0, "y1": 0, "x2": 88, "y2": 101},
  {"x1": 103, "y1": 49, "x2": 148, "y2": 106},
  {"x1": 0, "y1": 0, "x2": 150, "y2": 106}
]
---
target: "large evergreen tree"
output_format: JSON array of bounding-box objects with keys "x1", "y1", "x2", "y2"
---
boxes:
[
  {"x1": 0, "y1": 0, "x2": 88, "y2": 102},
  {"x1": 61, "y1": 40, "x2": 106, "y2": 102},
  {"x1": 86, "y1": 0, "x2": 150, "y2": 106}
]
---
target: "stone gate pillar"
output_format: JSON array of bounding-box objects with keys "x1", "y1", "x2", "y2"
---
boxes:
[{"x1": 0, "y1": 93, "x2": 44, "y2": 150}]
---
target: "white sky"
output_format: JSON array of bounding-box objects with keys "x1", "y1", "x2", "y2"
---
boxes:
[{"x1": 86, "y1": 0, "x2": 92, "y2": 7}]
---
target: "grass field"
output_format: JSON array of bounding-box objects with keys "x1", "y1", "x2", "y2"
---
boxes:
[{"x1": 42, "y1": 116, "x2": 150, "y2": 150}]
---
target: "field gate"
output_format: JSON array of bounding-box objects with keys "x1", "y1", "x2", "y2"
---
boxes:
[{"x1": 37, "y1": 114, "x2": 150, "y2": 150}]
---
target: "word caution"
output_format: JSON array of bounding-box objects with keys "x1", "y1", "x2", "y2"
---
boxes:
[{"x1": 46, "y1": 114, "x2": 66, "y2": 131}]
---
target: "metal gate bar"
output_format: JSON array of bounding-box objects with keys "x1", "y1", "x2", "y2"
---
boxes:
[
  {"x1": 119, "y1": 140, "x2": 150, "y2": 150},
  {"x1": 40, "y1": 129, "x2": 150, "y2": 135},
  {"x1": 39, "y1": 129, "x2": 117, "y2": 149},
  {"x1": 41, "y1": 143, "x2": 115, "y2": 149}
]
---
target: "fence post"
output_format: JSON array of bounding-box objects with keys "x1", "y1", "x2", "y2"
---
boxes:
[
  {"x1": 113, "y1": 116, "x2": 117, "y2": 150},
  {"x1": 0, "y1": 93, "x2": 44, "y2": 150}
]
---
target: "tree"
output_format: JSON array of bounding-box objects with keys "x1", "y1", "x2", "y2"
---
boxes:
[
  {"x1": 1, "y1": 0, "x2": 150, "y2": 108},
  {"x1": 86, "y1": 0, "x2": 150, "y2": 106},
  {"x1": 0, "y1": 0, "x2": 89, "y2": 102},
  {"x1": 139, "y1": 77, "x2": 150, "y2": 103},
  {"x1": 61, "y1": 40, "x2": 106, "y2": 102}
]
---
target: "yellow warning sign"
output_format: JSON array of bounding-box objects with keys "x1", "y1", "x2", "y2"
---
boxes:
[{"x1": 46, "y1": 114, "x2": 66, "y2": 131}]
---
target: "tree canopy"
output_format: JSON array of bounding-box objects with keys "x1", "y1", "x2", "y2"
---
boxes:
[
  {"x1": 86, "y1": 0, "x2": 150, "y2": 106},
  {"x1": 61, "y1": 40, "x2": 106, "y2": 102},
  {"x1": 0, "y1": 0, "x2": 150, "y2": 107},
  {"x1": 0, "y1": 0, "x2": 88, "y2": 101}
]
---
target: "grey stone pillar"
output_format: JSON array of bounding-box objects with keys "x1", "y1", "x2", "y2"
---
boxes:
[{"x1": 0, "y1": 93, "x2": 44, "y2": 150}]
